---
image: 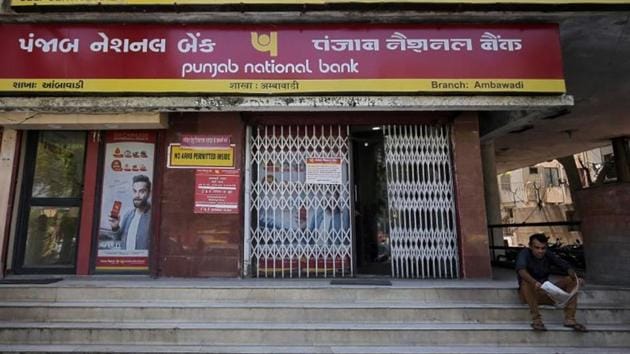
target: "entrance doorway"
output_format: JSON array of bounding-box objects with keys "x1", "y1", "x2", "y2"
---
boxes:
[
  {"x1": 352, "y1": 125, "x2": 459, "y2": 279},
  {"x1": 351, "y1": 127, "x2": 391, "y2": 276},
  {"x1": 13, "y1": 131, "x2": 87, "y2": 274},
  {"x1": 245, "y1": 122, "x2": 459, "y2": 279}
]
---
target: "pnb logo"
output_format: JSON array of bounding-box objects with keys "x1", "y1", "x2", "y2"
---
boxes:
[{"x1": 251, "y1": 32, "x2": 278, "y2": 57}]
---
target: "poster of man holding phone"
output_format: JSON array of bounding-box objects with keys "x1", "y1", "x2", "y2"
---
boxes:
[
  {"x1": 97, "y1": 131, "x2": 156, "y2": 272},
  {"x1": 108, "y1": 174, "x2": 152, "y2": 251}
]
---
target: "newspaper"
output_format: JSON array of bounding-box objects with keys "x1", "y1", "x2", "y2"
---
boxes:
[{"x1": 541, "y1": 274, "x2": 580, "y2": 308}]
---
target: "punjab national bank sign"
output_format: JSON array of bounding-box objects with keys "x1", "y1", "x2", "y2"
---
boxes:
[{"x1": 0, "y1": 24, "x2": 565, "y2": 94}]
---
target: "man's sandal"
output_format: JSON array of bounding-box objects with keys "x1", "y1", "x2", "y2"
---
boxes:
[
  {"x1": 531, "y1": 322, "x2": 547, "y2": 331},
  {"x1": 564, "y1": 323, "x2": 588, "y2": 332}
]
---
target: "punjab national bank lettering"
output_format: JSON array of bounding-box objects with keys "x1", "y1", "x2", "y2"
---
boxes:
[{"x1": 0, "y1": 24, "x2": 565, "y2": 94}]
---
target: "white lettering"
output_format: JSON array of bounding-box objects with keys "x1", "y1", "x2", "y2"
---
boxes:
[
  {"x1": 90, "y1": 32, "x2": 167, "y2": 53},
  {"x1": 18, "y1": 33, "x2": 35, "y2": 52},
  {"x1": 318, "y1": 59, "x2": 359, "y2": 74},
  {"x1": 181, "y1": 60, "x2": 239, "y2": 78},
  {"x1": 313, "y1": 36, "x2": 380, "y2": 52},
  {"x1": 244, "y1": 59, "x2": 313, "y2": 74},
  {"x1": 480, "y1": 32, "x2": 523, "y2": 51},
  {"x1": 177, "y1": 32, "x2": 216, "y2": 53}
]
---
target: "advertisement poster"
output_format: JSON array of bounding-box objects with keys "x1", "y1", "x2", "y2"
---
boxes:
[
  {"x1": 96, "y1": 131, "x2": 156, "y2": 272},
  {"x1": 194, "y1": 169, "x2": 240, "y2": 214}
]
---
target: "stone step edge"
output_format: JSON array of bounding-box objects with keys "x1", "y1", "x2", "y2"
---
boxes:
[
  {"x1": 3, "y1": 284, "x2": 630, "y2": 291},
  {"x1": 1, "y1": 344, "x2": 630, "y2": 354},
  {"x1": 0, "y1": 301, "x2": 627, "y2": 310},
  {"x1": 2, "y1": 321, "x2": 630, "y2": 331},
  {"x1": 0, "y1": 282, "x2": 514, "y2": 290}
]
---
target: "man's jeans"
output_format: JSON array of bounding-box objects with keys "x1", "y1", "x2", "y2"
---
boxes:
[{"x1": 519, "y1": 275, "x2": 578, "y2": 325}]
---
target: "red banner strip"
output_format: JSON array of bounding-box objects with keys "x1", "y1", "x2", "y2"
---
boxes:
[{"x1": 0, "y1": 24, "x2": 564, "y2": 93}]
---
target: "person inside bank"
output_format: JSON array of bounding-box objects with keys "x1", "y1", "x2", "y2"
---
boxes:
[
  {"x1": 515, "y1": 233, "x2": 587, "y2": 332},
  {"x1": 109, "y1": 174, "x2": 152, "y2": 251}
]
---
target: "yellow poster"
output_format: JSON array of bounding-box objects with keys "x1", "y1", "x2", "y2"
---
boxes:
[{"x1": 167, "y1": 144, "x2": 234, "y2": 168}]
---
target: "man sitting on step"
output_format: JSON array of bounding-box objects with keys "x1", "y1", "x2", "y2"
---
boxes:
[{"x1": 515, "y1": 233, "x2": 587, "y2": 332}]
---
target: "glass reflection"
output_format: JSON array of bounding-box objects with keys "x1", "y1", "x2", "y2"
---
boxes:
[
  {"x1": 31, "y1": 131, "x2": 86, "y2": 198},
  {"x1": 24, "y1": 207, "x2": 80, "y2": 267}
]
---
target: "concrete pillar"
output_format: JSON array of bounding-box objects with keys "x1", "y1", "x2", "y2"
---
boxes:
[
  {"x1": 0, "y1": 129, "x2": 19, "y2": 279},
  {"x1": 481, "y1": 141, "x2": 504, "y2": 261},
  {"x1": 612, "y1": 137, "x2": 630, "y2": 183},
  {"x1": 558, "y1": 155, "x2": 583, "y2": 192},
  {"x1": 575, "y1": 183, "x2": 630, "y2": 286},
  {"x1": 575, "y1": 138, "x2": 630, "y2": 286},
  {"x1": 452, "y1": 112, "x2": 492, "y2": 278}
]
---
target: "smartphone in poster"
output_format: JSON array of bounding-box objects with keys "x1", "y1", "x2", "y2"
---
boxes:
[{"x1": 96, "y1": 131, "x2": 156, "y2": 272}]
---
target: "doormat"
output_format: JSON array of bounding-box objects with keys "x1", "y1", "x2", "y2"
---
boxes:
[
  {"x1": 0, "y1": 278, "x2": 62, "y2": 284},
  {"x1": 330, "y1": 279, "x2": 392, "y2": 286}
]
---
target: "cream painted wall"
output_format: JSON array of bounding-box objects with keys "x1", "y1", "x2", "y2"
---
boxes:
[{"x1": 0, "y1": 129, "x2": 18, "y2": 278}]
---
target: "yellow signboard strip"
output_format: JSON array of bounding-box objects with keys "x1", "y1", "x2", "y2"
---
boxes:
[
  {"x1": 0, "y1": 78, "x2": 566, "y2": 93},
  {"x1": 10, "y1": 0, "x2": 630, "y2": 5},
  {"x1": 168, "y1": 144, "x2": 235, "y2": 168}
]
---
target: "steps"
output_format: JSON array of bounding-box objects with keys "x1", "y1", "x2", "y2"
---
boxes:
[
  {"x1": 0, "y1": 278, "x2": 629, "y2": 353},
  {"x1": 1, "y1": 301, "x2": 629, "y2": 323}
]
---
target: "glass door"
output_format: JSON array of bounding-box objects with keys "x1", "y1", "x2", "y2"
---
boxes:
[{"x1": 13, "y1": 131, "x2": 87, "y2": 274}]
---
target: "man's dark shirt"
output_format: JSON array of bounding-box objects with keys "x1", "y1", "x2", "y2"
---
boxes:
[{"x1": 515, "y1": 248, "x2": 572, "y2": 286}]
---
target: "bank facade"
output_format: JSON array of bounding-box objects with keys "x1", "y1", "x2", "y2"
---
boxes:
[{"x1": 0, "y1": 2, "x2": 578, "y2": 280}]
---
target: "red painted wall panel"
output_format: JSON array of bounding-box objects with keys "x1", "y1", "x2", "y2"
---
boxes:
[
  {"x1": 159, "y1": 113, "x2": 245, "y2": 277},
  {"x1": 76, "y1": 132, "x2": 100, "y2": 275}
]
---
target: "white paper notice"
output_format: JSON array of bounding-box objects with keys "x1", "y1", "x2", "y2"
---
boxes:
[{"x1": 306, "y1": 157, "x2": 342, "y2": 185}]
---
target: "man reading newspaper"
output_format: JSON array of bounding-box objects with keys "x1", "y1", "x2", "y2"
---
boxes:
[{"x1": 515, "y1": 233, "x2": 587, "y2": 332}]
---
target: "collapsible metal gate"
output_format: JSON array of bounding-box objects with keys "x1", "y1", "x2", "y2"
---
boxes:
[
  {"x1": 245, "y1": 124, "x2": 458, "y2": 279},
  {"x1": 384, "y1": 125, "x2": 459, "y2": 279},
  {"x1": 245, "y1": 125, "x2": 352, "y2": 278}
]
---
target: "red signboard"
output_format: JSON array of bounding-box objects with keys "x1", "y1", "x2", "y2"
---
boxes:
[
  {"x1": 110, "y1": 131, "x2": 157, "y2": 143},
  {"x1": 0, "y1": 24, "x2": 565, "y2": 93},
  {"x1": 181, "y1": 135, "x2": 231, "y2": 148},
  {"x1": 195, "y1": 169, "x2": 240, "y2": 214}
]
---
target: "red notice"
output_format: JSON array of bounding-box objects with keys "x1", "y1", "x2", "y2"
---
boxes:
[{"x1": 195, "y1": 169, "x2": 241, "y2": 214}]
